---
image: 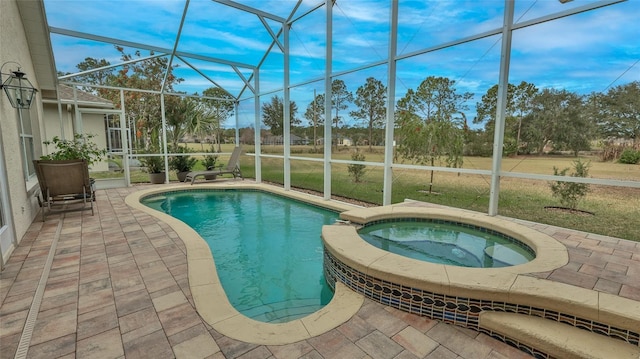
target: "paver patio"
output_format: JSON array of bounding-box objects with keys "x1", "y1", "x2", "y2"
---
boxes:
[{"x1": 0, "y1": 183, "x2": 638, "y2": 358}]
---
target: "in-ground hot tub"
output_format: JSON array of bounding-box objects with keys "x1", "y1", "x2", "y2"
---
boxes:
[
  {"x1": 322, "y1": 205, "x2": 570, "y2": 316},
  {"x1": 358, "y1": 218, "x2": 536, "y2": 268},
  {"x1": 322, "y1": 205, "x2": 640, "y2": 357}
]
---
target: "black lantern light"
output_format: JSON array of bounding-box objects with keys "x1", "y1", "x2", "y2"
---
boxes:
[{"x1": 1, "y1": 63, "x2": 38, "y2": 110}]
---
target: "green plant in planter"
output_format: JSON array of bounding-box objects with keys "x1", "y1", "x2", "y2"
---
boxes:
[
  {"x1": 201, "y1": 152, "x2": 221, "y2": 180},
  {"x1": 203, "y1": 153, "x2": 219, "y2": 170},
  {"x1": 169, "y1": 147, "x2": 197, "y2": 172},
  {"x1": 140, "y1": 155, "x2": 164, "y2": 174},
  {"x1": 41, "y1": 133, "x2": 107, "y2": 166},
  {"x1": 168, "y1": 146, "x2": 197, "y2": 182},
  {"x1": 139, "y1": 151, "x2": 166, "y2": 184}
]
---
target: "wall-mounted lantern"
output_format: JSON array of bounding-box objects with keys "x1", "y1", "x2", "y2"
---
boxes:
[{"x1": 1, "y1": 62, "x2": 38, "y2": 109}]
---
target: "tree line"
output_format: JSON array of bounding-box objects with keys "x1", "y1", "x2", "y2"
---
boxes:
[
  {"x1": 264, "y1": 76, "x2": 639, "y2": 163},
  {"x1": 65, "y1": 48, "x2": 639, "y2": 162}
]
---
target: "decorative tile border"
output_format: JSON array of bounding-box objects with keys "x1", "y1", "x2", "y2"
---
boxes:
[{"x1": 323, "y1": 249, "x2": 640, "y2": 355}]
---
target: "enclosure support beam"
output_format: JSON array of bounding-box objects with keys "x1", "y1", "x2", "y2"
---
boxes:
[
  {"x1": 254, "y1": 69, "x2": 262, "y2": 183},
  {"x1": 488, "y1": 0, "x2": 515, "y2": 216},
  {"x1": 160, "y1": 94, "x2": 169, "y2": 184},
  {"x1": 234, "y1": 102, "x2": 240, "y2": 146},
  {"x1": 55, "y1": 98, "x2": 64, "y2": 141},
  {"x1": 119, "y1": 89, "x2": 131, "y2": 187},
  {"x1": 72, "y1": 87, "x2": 82, "y2": 135},
  {"x1": 323, "y1": 0, "x2": 333, "y2": 201},
  {"x1": 120, "y1": 90, "x2": 131, "y2": 187},
  {"x1": 49, "y1": 27, "x2": 255, "y2": 70},
  {"x1": 161, "y1": 0, "x2": 189, "y2": 93},
  {"x1": 383, "y1": 0, "x2": 399, "y2": 206},
  {"x1": 283, "y1": 23, "x2": 291, "y2": 191}
]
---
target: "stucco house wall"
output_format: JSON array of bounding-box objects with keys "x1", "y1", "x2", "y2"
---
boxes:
[
  {"x1": 74, "y1": 112, "x2": 109, "y2": 172},
  {"x1": 42, "y1": 103, "x2": 74, "y2": 146},
  {"x1": 0, "y1": 0, "x2": 48, "y2": 264}
]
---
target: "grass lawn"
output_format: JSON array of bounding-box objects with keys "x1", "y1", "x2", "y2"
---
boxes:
[{"x1": 93, "y1": 144, "x2": 640, "y2": 241}]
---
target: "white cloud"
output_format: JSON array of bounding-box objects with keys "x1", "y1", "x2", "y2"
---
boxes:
[
  {"x1": 333, "y1": 1, "x2": 391, "y2": 24},
  {"x1": 45, "y1": 0, "x2": 639, "y2": 102}
]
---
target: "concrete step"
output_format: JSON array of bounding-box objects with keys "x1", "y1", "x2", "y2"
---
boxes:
[{"x1": 479, "y1": 311, "x2": 640, "y2": 359}]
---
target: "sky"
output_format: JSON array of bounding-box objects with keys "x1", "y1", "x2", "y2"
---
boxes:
[{"x1": 43, "y1": 0, "x2": 639, "y2": 129}]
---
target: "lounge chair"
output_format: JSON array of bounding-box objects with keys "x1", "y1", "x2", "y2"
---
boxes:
[
  {"x1": 184, "y1": 146, "x2": 243, "y2": 185},
  {"x1": 33, "y1": 159, "x2": 95, "y2": 221}
]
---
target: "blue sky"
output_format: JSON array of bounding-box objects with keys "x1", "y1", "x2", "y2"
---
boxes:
[{"x1": 44, "y1": 0, "x2": 639, "y2": 128}]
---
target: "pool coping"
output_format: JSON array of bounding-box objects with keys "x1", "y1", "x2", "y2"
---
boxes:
[
  {"x1": 323, "y1": 204, "x2": 640, "y2": 336},
  {"x1": 124, "y1": 182, "x2": 365, "y2": 345}
]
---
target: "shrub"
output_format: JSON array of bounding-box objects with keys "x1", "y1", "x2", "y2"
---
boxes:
[
  {"x1": 140, "y1": 154, "x2": 164, "y2": 174},
  {"x1": 618, "y1": 149, "x2": 640, "y2": 164},
  {"x1": 203, "y1": 153, "x2": 219, "y2": 170},
  {"x1": 549, "y1": 159, "x2": 591, "y2": 210},
  {"x1": 41, "y1": 133, "x2": 107, "y2": 166},
  {"x1": 168, "y1": 146, "x2": 197, "y2": 172},
  {"x1": 347, "y1": 150, "x2": 366, "y2": 183}
]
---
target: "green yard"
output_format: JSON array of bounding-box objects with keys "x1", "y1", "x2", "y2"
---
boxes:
[{"x1": 93, "y1": 144, "x2": 640, "y2": 241}]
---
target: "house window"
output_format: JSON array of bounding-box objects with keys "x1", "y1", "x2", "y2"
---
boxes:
[{"x1": 18, "y1": 107, "x2": 36, "y2": 179}]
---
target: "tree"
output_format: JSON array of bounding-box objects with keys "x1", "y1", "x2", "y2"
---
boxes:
[
  {"x1": 304, "y1": 92, "x2": 325, "y2": 152},
  {"x1": 474, "y1": 83, "x2": 515, "y2": 129},
  {"x1": 521, "y1": 89, "x2": 589, "y2": 155},
  {"x1": 165, "y1": 96, "x2": 199, "y2": 149},
  {"x1": 114, "y1": 48, "x2": 183, "y2": 149},
  {"x1": 474, "y1": 81, "x2": 538, "y2": 155},
  {"x1": 261, "y1": 95, "x2": 299, "y2": 136},
  {"x1": 240, "y1": 126, "x2": 255, "y2": 145},
  {"x1": 202, "y1": 87, "x2": 236, "y2": 152},
  {"x1": 350, "y1": 77, "x2": 387, "y2": 152},
  {"x1": 512, "y1": 82, "x2": 539, "y2": 154},
  {"x1": 72, "y1": 57, "x2": 115, "y2": 94},
  {"x1": 560, "y1": 95, "x2": 596, "y2": 156},
  {"x1": 331, "y1": 79, "x2": 353, "y2": 147},
  {"x1": 69, "y1": 47, "x2": 183, "y2": 150},
  {"x1": 395, "y1": 76, "x2": 470, "y2": 193},
  {"x1": 597, "y1": 81, "x2": 640, "y2": 145}
]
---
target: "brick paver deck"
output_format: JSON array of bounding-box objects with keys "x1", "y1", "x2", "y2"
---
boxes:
[{"x1": 1, "y1": 184, "x2": 638, "y2": 358}]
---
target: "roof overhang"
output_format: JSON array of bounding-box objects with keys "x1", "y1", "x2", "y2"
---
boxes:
[{"x1": 17, "y1": 0, "x2": 57, "y2": 96}]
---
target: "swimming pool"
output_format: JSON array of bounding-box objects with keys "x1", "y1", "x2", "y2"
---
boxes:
[
  {"x1": 127, "y1": 184, "x2": 364, "y2": 344},
  {"x1": 142, "y1": 189, "x2": 338, "y2": 323},
  {"x1": 358, "y1": 219, "x2": 535, "y2": 268}
]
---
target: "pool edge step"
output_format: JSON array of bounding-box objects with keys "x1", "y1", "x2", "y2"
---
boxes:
[{"x1": 479, "y1": 311, "x2": 640, "y2": 359}]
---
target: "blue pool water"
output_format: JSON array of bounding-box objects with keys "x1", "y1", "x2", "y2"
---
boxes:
[
  {"x1": 359, "y1": 220, "x2": 535, "y2": 268},
  {"x1": 142, "y1": 190, "x2": 338, "y2": 323}
]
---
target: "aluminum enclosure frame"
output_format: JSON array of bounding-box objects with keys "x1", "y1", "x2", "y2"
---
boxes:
[{"x1": 49, "y1": 0, "x2": 637, "y2": 221}]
